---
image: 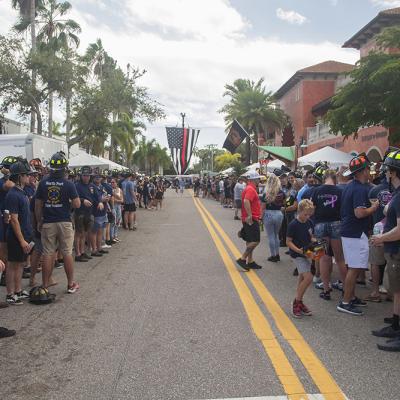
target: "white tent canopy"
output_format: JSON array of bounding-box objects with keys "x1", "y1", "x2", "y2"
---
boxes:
[
  {"x1": 297, "y1": 146, "x2": 353, "y2": 168},
  {"x1": 246, "y1": 162, "x2": 260, "y2": 171},
  {"x1": 266, "y1": 159, "x2": 286, "y2": 172},
  {"x1": 69, "y1": 149, "x2": 125, "y2": 170}
]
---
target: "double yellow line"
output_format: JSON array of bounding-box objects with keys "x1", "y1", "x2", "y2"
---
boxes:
[{"x1": 193, "y1": 196, "x2": 346, "y2": 400}]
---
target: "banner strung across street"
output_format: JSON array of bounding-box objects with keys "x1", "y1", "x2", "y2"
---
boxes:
[
  {"x1": 166, "y1": 127, "x2": 200, "y2": 175},
  {"x1": 223, "y1": 119, "x2": 249, "y2": 153}
]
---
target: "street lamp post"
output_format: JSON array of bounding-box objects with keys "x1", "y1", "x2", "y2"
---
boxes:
[
  {"x1": 180, "y1": 113, "x2": 186, "y2": 129},
  {"x1": 204, "y1": 144, "x2": 218, "y2": 172}
]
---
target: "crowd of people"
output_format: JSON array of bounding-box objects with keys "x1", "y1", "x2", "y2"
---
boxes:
[
  {"x1": 0, "y1": 152, "x2": 166, "y2": 338},
  {"x1": 197, "y1": 151, "x2": 400, "y2": 352}
]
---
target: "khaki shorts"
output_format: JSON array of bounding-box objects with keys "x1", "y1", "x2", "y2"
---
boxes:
[
  {"x1": 369, "y1": 245, "x2": 386, "y2": 266},
  {"x1": 384, "y1": 253, "x2": 400, "y2": 293},
  {"x1": 41, "y1": 222, "x2": 74, "y2": 256}
]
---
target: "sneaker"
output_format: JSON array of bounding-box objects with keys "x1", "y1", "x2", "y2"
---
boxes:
[
  {"x1": 15, "y1": 290, "x2": 30, "y2": 299},
  {"x1": 300, "y1": 301, "x2": 312, "y2": 316},
  {"x1": 99, "y1": 249, "x2": 109, "y2": 254},
  {"x1": 377, "y1": 337, "x2": 400, "y2": 352},
  {"x1": 6, "y1": 294, "x2": 23, "y2": 305},
  {"x1": 247, "y1": 261, "x2": 262, "y2": 270},
  {"x1": 67, "y1": 282, "x2": 80, "y2": 294},
  {"x1": 82, "y1": 253, "x2": 93, "y2": 260},
  {"x1": 267, "y1": 256, "x2": 278, "y2": 263},
  {"x1": 332, "y1": 280, "x2": 343, "y2": 291},
  {"x1": 319, "y1": 291, "x2": 331, "y2": 301},
  {"x1": 114, "y1": 238, "x2": 121, "y2": 242},
  {"x1": 313, "y1": 276, "x2": 322, "y2": 284},
  {"x1": 54, "y1": 261, "x2": 63, "y2": 269},
  {"x1": 111, "y1": 239, "x2": 118, "y2": 244},
  {"x1": 236, "y1": 258, "x2": 249, "y2": 271},
  {"x1": 292, "y1": 300, "x2": 303, "y2": 318},
  {"x1": 0, "y1": 327, "x2": 16, "y2": 338},
  {"x1": 351, "y1": 297, "x2": 367, "y2": 307},
  {"x1": 102, "y1": 244, "x2": 112, "y2": 249},
  {"x1": 337, "y1": 302, "x2": 363, "y2": 316},
  {"x1": 384, "y1": 316, "x2": 394, "y2": 324},
  {"x1": 372, "y1": 325, "x2": 400, "y2": 338},
  {"x1": 75, "y1": 255, "x2": 88, "y2": 262},
  {"x1": 379, "y1": 285, "x2": 388, "y2": 294},
  {"x1": 91, "y1": 252, "x2": 103, "y2": 257}
]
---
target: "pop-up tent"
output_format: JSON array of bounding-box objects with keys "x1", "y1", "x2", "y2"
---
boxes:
[
  {"x1": 266, "y1": 158, "x2": 286, "y2": 172},
  {"x1": 69, "y1": 150, "x2": 125, "y2": 170},
  {"x1": 298, "y1": 146, "x2": 353, "y2": 168}
]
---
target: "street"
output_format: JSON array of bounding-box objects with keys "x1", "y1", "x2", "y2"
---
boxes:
[{"x1": 1, "y1": 190, "x2": 399, "y2": 400}]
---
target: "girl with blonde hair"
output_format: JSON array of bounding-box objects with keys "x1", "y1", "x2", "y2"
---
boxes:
[{"x1": 262, "y1": 174, "x2": 285, "y2": 262}]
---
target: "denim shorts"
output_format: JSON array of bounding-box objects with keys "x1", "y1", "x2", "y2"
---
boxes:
[
  {"x1": 93, "y1": 215, "x2": 108, "y2": 232},
  {"x1": 314, "y1": 221, "x2": 341, "y2": 240}
]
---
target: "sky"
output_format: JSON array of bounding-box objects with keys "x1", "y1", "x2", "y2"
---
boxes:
[{"x1": 1, "y1": 0, "x2": 399, "y2": 149}]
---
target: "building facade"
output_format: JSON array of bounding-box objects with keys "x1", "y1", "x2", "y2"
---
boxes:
[{"x1": 274, "y1": 7, "x2": 400, "y2": 162}]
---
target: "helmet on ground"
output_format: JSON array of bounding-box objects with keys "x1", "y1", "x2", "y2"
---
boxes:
[
  {"x1": 49, "y1": 151, "x2": 68, "y2": 170},
  {"x1": 80, "y1": 166, "x2": 93, "y2": 176},
  {"x1": 0, "y1": 156, "x2": 19, "y2": 169},
  {"x1": 384, "y1": 149, "x2": 400, "y2": 172},
  {"x1": 313, "y1": 163, "x2": 329, "y2": 182},
  {"x1": 9, "y1": 158, "x2": 32, "y2": 178},
  {"x1": 343, "y1": 153, "x2": 370, "y2": 177},
  {"x1": 29, "y1": 286, "x2": 56, "y2": 305}
]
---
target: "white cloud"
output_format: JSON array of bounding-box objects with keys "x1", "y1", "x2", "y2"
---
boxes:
[
  {"x1": 1, "y1": 0, "x2": 358, "y2": 148},
  {"x1": 276, "y1": 8, "x2": 308, "y2": 25},
  {"x1": 370, "y1": 0, "x2": 400, "y2": 7}
]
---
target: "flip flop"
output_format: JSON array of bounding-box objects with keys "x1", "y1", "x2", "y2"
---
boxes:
[{"x1": 364, "y1": 294, "x2": 381, "y2": 303}]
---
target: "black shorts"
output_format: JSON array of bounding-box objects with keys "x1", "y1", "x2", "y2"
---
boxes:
[
  {"x1": 124, "y1": 203, "x2": 136, "y2": 212},
  {"x1": 241, "y1": 221, "x2": 260, "y2": 243},
  {"x1": 74, "y1": 213, "x2": 94, "y2": 233},
  {"x1": 7, "y1": 234, "x2": 28, "y2": 263}
]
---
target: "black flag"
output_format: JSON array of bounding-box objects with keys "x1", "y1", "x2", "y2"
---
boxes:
[{"x1": 223, "y1": 120, "x2": 248, "y2": 153}]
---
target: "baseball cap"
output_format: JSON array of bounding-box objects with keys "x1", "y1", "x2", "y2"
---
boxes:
[{"x1": 246, "y1": 170, "x2": 261, "y2": 180}]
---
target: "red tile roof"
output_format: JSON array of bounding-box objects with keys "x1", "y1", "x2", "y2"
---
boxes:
[
  {"x1": 274, "y1": 61, "x2": 354, "y2": 99},
  {"x1": 343, "y1": 7, "x2": 400, "y2": 49}
]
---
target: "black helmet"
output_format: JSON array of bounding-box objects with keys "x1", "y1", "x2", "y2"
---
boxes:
[
  {"x1": 111, "y1": 168, "x2": 120, "y2": 177},
  {"x1": 9, "y1": 158, "x2": 32, "y2": 178},
  {"x1": 313, "y1": 163, "x2": 328, "y2": 182},
  {"x1": 49, "y1": 151, "x2": 68, "y2": 170},
  {"x1": 384, "y1": 149, "x2": 400, "y2": 171},
  {"x1": 0, "y1": 156, "x2": 18, "y2": 169},
  {"x1": 80, "y1": 165, "x2": 93, "y2": 176},
  {"x1": 343, "y1": 153, "x2": 370, "y2": 177},
  {"x1": 29, "y1": 286, "x2": 56, "y2": 305}
]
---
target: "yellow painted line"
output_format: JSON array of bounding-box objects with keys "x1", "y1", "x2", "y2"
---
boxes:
[
  {"x1": 195, "y1": 198, "x2": 346, "y2": 400},
  {"x1": 192, "y1": 197, "x2": 308, "y2": 399}
]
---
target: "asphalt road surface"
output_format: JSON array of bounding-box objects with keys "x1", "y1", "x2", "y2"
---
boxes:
[{"x1": 1, "y1": 189, "x2": 399, "y2": 400}]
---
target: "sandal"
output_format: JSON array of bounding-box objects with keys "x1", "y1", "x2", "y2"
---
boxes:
[{"x1": 364, "y1": 294, "x2": 381, "y2": 303}]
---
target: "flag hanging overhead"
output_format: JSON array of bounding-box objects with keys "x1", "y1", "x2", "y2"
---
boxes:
[
  {"x1": 223, "y1": 119, "x2": 249, "y2": 153},
  {"x1": 166, "y1": 127, "x2": 200, "y2": 175}
]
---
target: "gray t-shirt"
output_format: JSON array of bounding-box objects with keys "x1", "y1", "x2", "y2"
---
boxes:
[{"x1": 234, "y1": 182, "x2": 246, "y2": 200}]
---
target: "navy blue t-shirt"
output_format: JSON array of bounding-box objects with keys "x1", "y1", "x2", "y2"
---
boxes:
[
  {"x1": 302, "y1": 185, "x2": 319, "y2": 200},
  {"x1": 0, "y1": 177, "x2": 8, "y2": 212},
  {"x1": 92, "y1": 184, "x2": 107, "y2": 217},
  {"x1": 36, "y1": 176, "x2": 78, "y2": 223},
  {"x1": 24, "y1": 184, "x2": 36, "y2": 200},
  {"x1": 340, "y1": 179, "x2": 371, "y2": 238},
  {"x1": 369, "y1": 182, "x2": 392, "y2": 225},
  {"x1": 5, "y1": 186, "x2": 32, "y2": 241},
  {"x1": 75, "y1": 182, "x2": 99, "y2": 215},
  {"x1": 383, "y1": 189, "x2": 400, "y2": 255},
  {"x1": 287, "y1": 218, "x2": 313, "y2": 258},
  {"x1": 312, "y1": 185, "x2": 342, "y2": 223}
]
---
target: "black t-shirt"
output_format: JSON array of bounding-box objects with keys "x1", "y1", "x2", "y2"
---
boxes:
[
  {"x1": 311, "y1": 185, "x2": 342, "y2": 223},
  {"x1": 384, "y1": 188, "x2": 400, "y2": 255},
  {"x1": 302, "y1": 185, "x2": 319, "y2": 200},
  {"x1": 287, "y1": 218, "x2": 313, "y2": 258},
  {"x1": 263, "y1": 190, "x2": 285, "y2": 211},
  {"x1": 369, "y1": 182, "x2": 392, "y2": 225}
]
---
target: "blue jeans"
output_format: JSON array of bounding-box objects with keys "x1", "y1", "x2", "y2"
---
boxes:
[{"x1": 263, "y1": 210, "x2": 284, "y2": 257}]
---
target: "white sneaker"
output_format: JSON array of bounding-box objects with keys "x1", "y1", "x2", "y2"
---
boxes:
[
  {"x1": 379, "y1": 285, "x2": 388, "y2": 294},
  {"x1": 102, "y1": 244, "x2": 112, "y2": 249},
  {"x1": 313, "y1": 276, "x2": 322, "y2": 284}
]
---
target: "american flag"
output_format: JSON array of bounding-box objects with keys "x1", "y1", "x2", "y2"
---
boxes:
[{"x1": 166, "y1": 127, "x2": 200, "y2": 175}]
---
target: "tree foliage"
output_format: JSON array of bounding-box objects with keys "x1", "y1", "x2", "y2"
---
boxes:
[
  {"x1": 214, "y1": 152, "x2": 241, "y2": 171},
  {"x1": 326, "y1": 27, "x2": 400, "y2": 145}
]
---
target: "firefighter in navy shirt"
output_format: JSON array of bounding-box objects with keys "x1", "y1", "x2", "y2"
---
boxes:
[
  {"x1": 371, "y1": 150, "x2": 400, "y2": 351},
  {"x1": 35, "y1": 152, "x2": 80, "y2": 294}
]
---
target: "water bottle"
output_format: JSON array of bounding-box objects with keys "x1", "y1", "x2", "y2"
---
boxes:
[{"x1": 373, "y1": 221, "x2": 384, "y2": 235}]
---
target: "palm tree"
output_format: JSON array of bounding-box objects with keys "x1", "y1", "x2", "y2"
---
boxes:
[
  {"x1": 12, "y1": 0, "x2": 42, "y2": 132},
  {"x1": 220, "y1": 78, "x2": 287, "y2": 165},
  {"x1": 14, "y1": 0, "x2": 81, "y2": 137}
]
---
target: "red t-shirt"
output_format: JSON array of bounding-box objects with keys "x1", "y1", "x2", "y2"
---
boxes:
[{"x1": 241, "y1": 182, "x2": 261, "y2": 222}]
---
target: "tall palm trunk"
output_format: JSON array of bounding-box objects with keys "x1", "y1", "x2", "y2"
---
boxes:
[
  {"x1": 48, "y1": 91, "x2": 53, "y2": 137},
  {"x1": 30, "y1": 0, "x2": 37, "y2": 133},
  {"x1": 65, "y1": 93, "x2": 71, "y2": 153},
  {"x1": 110, "y1": 113, "x2": 116, "y2": 161}
]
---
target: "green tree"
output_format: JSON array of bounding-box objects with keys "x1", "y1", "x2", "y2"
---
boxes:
[
  {"x1": 325, "y1": 27, "x2": 400, "y2": 145},
  {"x1": 214, "y1": 152, "x2": 241, "y2": 171},
  {"x1": 14, "y1": 0, "x2": 81, "y2": 137},
  {"x1": 220, "y1": 78, "x2": 287, "y2": 165}
]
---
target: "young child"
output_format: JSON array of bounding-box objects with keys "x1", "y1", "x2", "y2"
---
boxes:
[{"x1": 286, "y1": 199, "x2": 315, "y2": 318}]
